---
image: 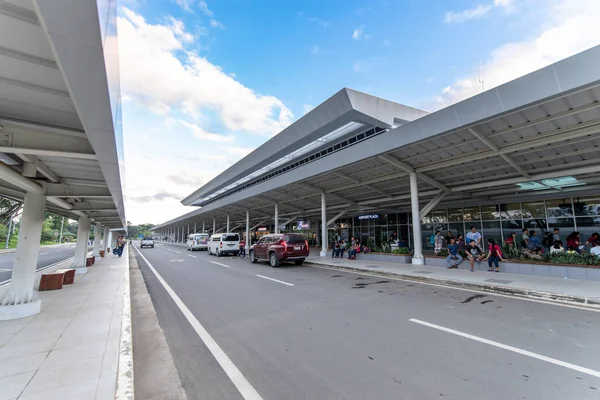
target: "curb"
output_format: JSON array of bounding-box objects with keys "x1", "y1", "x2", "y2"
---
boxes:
[
  {"x1": 116, "y1": 246, "x2": 135, "y2": 400},
  {"x1": 306, "y1": 261, "x2": 600, "y2": 309}
]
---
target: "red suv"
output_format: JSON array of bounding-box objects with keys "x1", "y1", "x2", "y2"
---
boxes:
[{"x1": 249, "y1": 234, "x2": 309, "y2": 267}]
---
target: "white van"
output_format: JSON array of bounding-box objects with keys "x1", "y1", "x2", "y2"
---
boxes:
[
  {"x1": 208, "y1": 233, "x2": 240, "y2": 256},
  {"x1": 187, "y1": 233, "x2": 209, "y2": 251}
]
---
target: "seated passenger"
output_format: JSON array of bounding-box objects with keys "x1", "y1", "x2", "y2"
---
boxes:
[
  {"x1": 446, "y1": 238, "x2": 463, "y2": 269},
  {"x1": 550, "y1": 240, "x2": 564, "y2": 253}
]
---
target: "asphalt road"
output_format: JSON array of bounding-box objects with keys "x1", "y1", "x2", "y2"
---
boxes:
[
  {"x1": 0, "y1": 243, "x2": 76, "y2": 283},
  {"x1": 134, "y1": 242, "x2": 600, "y2": 400}
]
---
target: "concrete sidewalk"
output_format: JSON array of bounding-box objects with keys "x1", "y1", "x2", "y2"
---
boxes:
[
  {"x1": 306, "y1": 255, "x2": 600, "y2": 307},
  {"x1": 0, "y1": 248, "x2": 132, "y2": 399}
]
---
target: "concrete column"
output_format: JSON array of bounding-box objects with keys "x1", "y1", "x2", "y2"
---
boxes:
[
  {"x1": 0, "y1": 191, "x2": 45, "y2": 320},
  {"x1": 93, "y1": 222, "x2": 102, "y2": 257},
  {"x1": 107, "y1": 231, "x2": 113, "y2": 250},
  {"x1": 320, "y1": 193, "x2": 327, "y2": 257},
  {"x1": 245, "y1": 210, "x2": 250, "y2": 250},
  {"x1": 213, "y1": 218, "x2": 216, "y2": 234},
  {"x1": 315, "y1": 219, "x2": 320, "y2": 247},
  {"x1": 72, "y1": 216, "x2": 91, "y2": 271},
  {"x1": 202, "y1": 221, "x2": 205, "y2": 233},
  {"x1": 226, "y1": 214, "x2": 230, "y2": 232},
  {"x1": 187, "y1": 224, "x2": 190, "y2": 239},
  {"x1": 194, "y1": 222, "x2": 197, "y2": 234},
  {"x1": 410, "y1": 172, "x2": 424, "y2": 264},
  {"x1": 103, "y1": 226, "x2": 109, "y2": 250},
  {"x1": 274, "y1": 204, "x2": 279, "y2": 234}
]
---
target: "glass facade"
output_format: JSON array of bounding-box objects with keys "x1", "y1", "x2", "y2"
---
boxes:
[{"x1": 317, "y1": 196, "x2": 600, "y2": 250}]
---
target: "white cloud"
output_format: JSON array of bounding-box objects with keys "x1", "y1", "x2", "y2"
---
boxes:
[
  {"x1": 444, "y1": 4, "x2": 492, "y2": 23},
  {"x1": 432, "y1": 0, "x2": 600, "y2": 108},
  {"x1": 306, "y1": 17, "x2": 329, "y2": 27},
  {"x1": 303, "y1": 104, "x2": 315, "y2": 115},
  {"x1": 198, "y1": 0, "x2": 214, "y2": 16},
  {"x1": 178, "y1": 120, "x2": 234, "y2": 142},
  {"x1": 352, "y1": 25, "x2": 368, "y2": 40},
  {"x1": 210, "y1": 19, "x2": 225, "y2": 29},
  {"x1": 117, "y1": 9, "x2": 293, "y2": 136},
  {"x1": 175, "y1": 0, "x2": 193, "y2": 13}
]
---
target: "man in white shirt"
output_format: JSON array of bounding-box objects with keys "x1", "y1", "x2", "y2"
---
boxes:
[
  {"x1": 466, "y1": 226, "x2": 482, "y2": 247},
  {"x1": 591, "y1": 243, "x2": 600, "y2": 257}
]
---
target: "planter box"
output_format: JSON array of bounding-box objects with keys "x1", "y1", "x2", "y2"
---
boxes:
[
  {"x1": 423, "y1": 255, "x2": 600, "y2": 281},
  {"x1": 357, "y1": 253, "x2": 413, "y2": 264}
]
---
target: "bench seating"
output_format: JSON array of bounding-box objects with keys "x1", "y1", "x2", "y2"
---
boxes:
[
  {"x1": 55, "y1": 268, "x2": 75, "y2": 284},
  {"x1": 39, "y1": 271, "x2": 65, "y2": 291}
]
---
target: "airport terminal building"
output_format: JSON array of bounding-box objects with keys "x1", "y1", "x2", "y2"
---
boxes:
[{"x1": 154, "y1": 46, "x2": 600, "y2": 265}]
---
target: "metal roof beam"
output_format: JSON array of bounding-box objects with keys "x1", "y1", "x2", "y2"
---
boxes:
[
  {"x1": 16, "y1": 154, "x2": 60, "y2": 182},
  {"x1": 46, "y1": 183, "x2": 111, "y2": 197},
  {"x1": 419, "y1": 191, "x2": 447, "y2": 217},
  {"x1": 327, "y1": 208, "x2": 350, "y2": 227},
  {"x1": 378, "y1": 154, "x2": 450, "y2": 192},
  {"x1": 330, "y1": 171, "x2": 391, "y2": 198}
]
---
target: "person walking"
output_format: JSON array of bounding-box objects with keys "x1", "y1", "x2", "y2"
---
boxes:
[
  {"x1": 116, "y1": 235, "x2": 125, "y2": 257},
  {"x1": 434, "y1": 230, "x2": 443, "y2": 255},
  {"x1": 484, "y1": 238, "x2": 504, "y2": 272},
  {"x1": 238, "y1": 238, "x2": 246, "y2": 258}
]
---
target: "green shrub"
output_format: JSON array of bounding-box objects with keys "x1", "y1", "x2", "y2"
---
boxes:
[
  {"x1": 437, "y1": 248, "x2": 449, "y2": 257},
  {"x1": 501, "y1": 243, "x2": 522, "y2": 260},
  {"x1": 393, "y1": 247, "x2": 409, "y2": 255},
  {"x1": 365, "y1": 237, "x2": 376, "y2": 251},
  {"x1": 543, "y1": 252, "x2": 600, "y2": 266},
  {"x1": 41, "y1": 228, "x2": 55, "y2": 243}
]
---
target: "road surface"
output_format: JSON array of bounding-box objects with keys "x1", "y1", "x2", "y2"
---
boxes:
[
  {"x1": 0, "y1": 243, "x2": 76, "y2": 283},
  {"x1": 133, "y1": 242, "x2": 600, "y2": 400}
]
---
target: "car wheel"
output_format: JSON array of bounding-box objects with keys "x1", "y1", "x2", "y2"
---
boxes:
[
  {"x1": 216, "y1": 248, "x2": 221, "y2": 257},
  {"x1": 250, "y1": 250, "x2": 257, "y2": 264},
  {"x1": 294, "y1": 259, "x2": 304, "y2": 266},
  {"x1": 269, "y1": 252, "x2": 280, "y2": 267},
  {"x1": 151, "y1": 246, "x2": 154, "y2": 248}
]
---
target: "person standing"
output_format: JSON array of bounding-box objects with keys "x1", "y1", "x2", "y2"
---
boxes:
[
  {"x1": 434, "y1": 230, "x2": 443, "y2": 255},
  {"x1": 445, "y1": 230, "x2": 454, "y2": 246},
  {"x1": 552, "y1": 228, "x2": 561, "y2": 243},
  {"x1": 117, "y1": 235, "x2": 125, "y2": 257},
  {"x1": 466, "y1": 226, "x2": 482, "y2": 247},
  {"x1": 238, "y1": 238, "x2": 246, "y2": 258}
]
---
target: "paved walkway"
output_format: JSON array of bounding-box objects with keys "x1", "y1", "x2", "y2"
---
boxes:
[
  {"x1": 0, "y1": 249, "x2": 131, "y2": 400},
  {"x1": 307, "y1": 254, "x2": 600, "y2": 307}
]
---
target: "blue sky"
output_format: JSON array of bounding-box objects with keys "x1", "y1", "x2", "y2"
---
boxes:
[{"x1": 120, "y1": 0, "x2": 600, "y2": 224}]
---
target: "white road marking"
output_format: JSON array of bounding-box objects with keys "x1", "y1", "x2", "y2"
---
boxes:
[
  {"x1": 175, "y1": 251, "x2": 182, "y2": 254},
  {"x1": 133, "y1": 245, "x2": 263, "y2": 400},
  {"x1": 308, "y1": 264, "x2": 600, "y2": 312},
  {"x1": 39, "y1": 253, "x2": 48, "y2": 255},
  {"x1": 170, "y1": 259, "x2": 184, "y2": 262},
  {"x1": 211, "y1": 261, "x2": 230, "y2": 268},
  {"x1": 256, "y1": 275, "x2": 295, "y2": 287},
  {"x1": 409, "y1": 318, "x2": 600, "y2": 378},
  {"x1": 188, "y1": 255, "x2": 197, "y2": 258}
]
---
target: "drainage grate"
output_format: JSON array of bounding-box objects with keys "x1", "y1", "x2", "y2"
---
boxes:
[
  {"x1": 412, "y1": 270, "x2": 432, "y2": 274},
  {"x1": 484, "y1": 278, "x2": 513, "y2": 284}
]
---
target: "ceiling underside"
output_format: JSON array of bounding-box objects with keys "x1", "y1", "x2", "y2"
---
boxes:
[
  {"x1": 0, "y1": 0, "x2": 124, "y2": 228},
  {"x1": 158, "y1": 82, "x2": 600, "y2": 231}
]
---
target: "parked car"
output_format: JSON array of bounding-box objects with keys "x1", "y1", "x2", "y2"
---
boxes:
[
  {"x1": 208, "y1": 233, "x2": 240, "y2": 256},
  {"x1": 187, "y1": 233, "x2": 210, "y2": 251},
  {"x1": 249, "y1": 233, "x2": 309, "y2": 267},
  {"x1": 140, "y1": 237, "x2": 154, "y2": 248}
]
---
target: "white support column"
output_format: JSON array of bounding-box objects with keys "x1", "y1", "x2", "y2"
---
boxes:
[
  {"x1": 410, "y1": 172, "x2": 424, "y2": 265},
  {"x1": 93, "y1": 222, "x2": 102, "y2": 257},
  {"x1": 226, "y1": 215, "x2": 230, "y2": 232},
  {"x1": 194, "y1": 222, "x2": 197, "y2": 234},
  {"x1": 181, "y1": 226, "x2": 185, "y2": 243},
  {"x1": 0, "y1": 191, "x2": 45, "y2": 320},
  {"x1": 320, "y1": 193, "x2": 327, "y2": 257},
  {"x1": 108, "y1": 231, "x2": 113, "y2": 250},
  {"x1": 202, "y1": 221, "x2": 205, "y2": 233},
  {"x1": 187, "y1": 224, "x2": 190, "y2": 239},
  {"x1": 315, "y1": 219, "x2": 320, "y2": 247},
  {"x1": 245, "y1": 210, "x2": 250, "y2": 251},
  {"x1": 72, "y1": 216, "x2": 91, "y2": 272},
  {"x1": 213, "y1": 218, "x2": 216, "y2": 234},
  {"x1": 274, "y1": 204, "x2": 279, "y2": 234},
  {"x1": 103, "y1": 226, "x2": 109, "y2": 250}
]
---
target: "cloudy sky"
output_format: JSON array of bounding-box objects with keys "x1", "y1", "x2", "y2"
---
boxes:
[{"x1": 120, "y1": 0, "x2": 600, "y2": 225}]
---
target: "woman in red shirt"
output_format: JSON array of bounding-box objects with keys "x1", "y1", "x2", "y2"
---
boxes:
[{"x1": 484, "y1": 238, "x2": 504, "y2": 272}]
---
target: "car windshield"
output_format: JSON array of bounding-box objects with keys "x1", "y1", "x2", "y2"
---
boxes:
[
  {"x1": 284, "y1": 235, "x2": 305, "y2": 244},
  {"x1": 223, "y1": 234, "x2": 239, "y2": 242},
  {"x1": 143, "y1": 237, "x2": 153, "y2": 240}
]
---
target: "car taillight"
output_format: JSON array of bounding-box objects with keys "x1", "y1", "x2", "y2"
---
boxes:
[
  {"x1": 282, "y1": 240, "x2": 287, "y2": 252},
  {"x1": 305, "y1": 240, "x2": 309, "y2": 250},
  {"x1": 220, "y1": 242, "x2": 223, "y2": 248}
]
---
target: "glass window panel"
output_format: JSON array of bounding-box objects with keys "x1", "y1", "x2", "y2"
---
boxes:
[
  {"x1": 499, "y1": 203, "x2": 522, "y2": 219},
  {"x1": 502, "y1": 219, "x2": 522, "y2": 231},
  {"x1": 421, "y1": 213, "x2": 432, "y2": 226},
  {"x1": 398, "y1": 213, "x2": 409, "y2": 224},
  {"x1": 399, "y1": 225, "x2": 409, "y2": 245},
  {"x1": 387, "y1": 213, "x2": 397, "y2": 225},
  {"x1": 463, "y1": 206, "x2": 481, "y2": 221},
  {"x1": 547, "y1": 217, "x2": 575, "y2": 229},
  {"x1": 575, "y1": 217, "x2": 600, "y2": 247},
  {"x1": 432, "y1": 209, "x2": 448, "y2": 224},
  {"x1": 481, "y1": 221, "x2": 502, "y2": 245},
  {"x1": 573, "y1": 197, "x2": 600, "y2": 216},
  {"x1": 448, "y1": 222, "x2": 464, "y2": 237},
  {"x1": 545, "y1": 199, "x2": 573, "y2": 217},
  {"x1": 522, "y1": 201, "x2": 546, "y2": 218},
  {"x1": 448, "y1": 208, "x2": 463, "y2": 222},
  {"x1": 481, "y1": 204, "x2": 500, "y2": 220},
  {"x1": 524, "y1": 218, "x2": 546, "y2": 230}
]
